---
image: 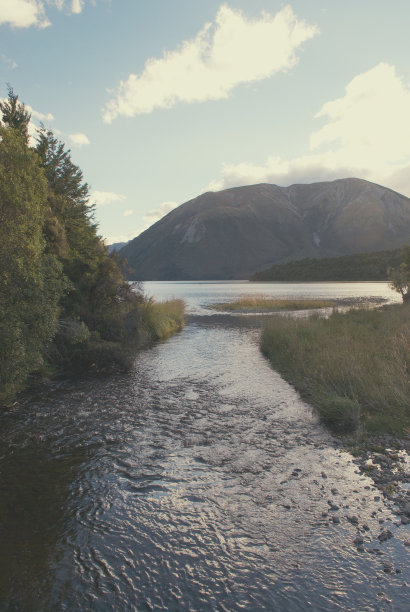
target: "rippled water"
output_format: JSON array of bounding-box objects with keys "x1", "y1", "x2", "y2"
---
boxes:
[{"x1": 0, "y1": 283, "x2": 408, "y2": 611}]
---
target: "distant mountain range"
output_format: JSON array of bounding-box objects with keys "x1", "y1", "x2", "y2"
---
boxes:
[
  {"x1": 108, "y1": 241, "x2": 128, "y2": 254},
  {"x1": 119, "y1": 178, "x2": 410, "y2": 280}
]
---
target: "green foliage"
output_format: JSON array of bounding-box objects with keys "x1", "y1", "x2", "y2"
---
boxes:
[
  {"x1": 33, "y1": 127, "x2": 147, "y2": 374},
  {"x1": 0, "y1": 86, "x2": 31, "y2": 144},
  {"x1": 0, "y1": 126, "x2": 65, "y2": 402},
  {"x1": 251, "y1": 249, "x2": 404, "y2": 282},
  {"x1": 261, "y1": 304, "x2": 410, "y2": 435},
  {"x1": 0, "y1": 90, "x2": 185, "y2": 401},
  {"x1": 388, "y1": 245, "x2": 410, "y2": 302}
]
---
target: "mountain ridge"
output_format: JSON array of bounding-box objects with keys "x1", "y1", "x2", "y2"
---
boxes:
[{"x1": 120, "y1": 178, "x2": 410, "y2": 280}]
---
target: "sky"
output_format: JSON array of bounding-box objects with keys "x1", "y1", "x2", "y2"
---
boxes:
[{"x1": 1, "y1": 1, "x2": 410, "y2": 244}]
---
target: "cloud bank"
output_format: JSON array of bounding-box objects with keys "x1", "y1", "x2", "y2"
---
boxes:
[
  {"x1": 143, "y1": 201, "x2": 178, "y2": 223},
  {"x1": 91, "y1": 190, "x2": 126, "y2": 207},
  {"x1": 103, "y1": 4, "x2": 318, "y2": 122},
  {"x1": 106, "y1": 201, "x2": 179, "y2": 244},
  {"x1": 0, "y1": 0, "x2": 84, "y2": 29},
  {"x1": 208, "y1": 63, "x2": 410, "y2": 197},
  {"x1": 68, "y1": 132, "x2": 90, "y2": 147}
]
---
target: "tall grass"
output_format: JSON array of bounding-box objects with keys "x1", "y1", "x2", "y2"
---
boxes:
[
  {"x1": 208, "y1": 297, "x2": 334, "y2": 312},
  {"x1": 140, "y1": 298, "x2": 185, "y2": 341},
  {"x1": 261, "y1": 304, "x2": 410, "y2": 435}
]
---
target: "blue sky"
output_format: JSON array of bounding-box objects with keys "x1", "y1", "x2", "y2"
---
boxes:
[{"x1": 1, "y1": 1, "x2": 410, "y2": 244}]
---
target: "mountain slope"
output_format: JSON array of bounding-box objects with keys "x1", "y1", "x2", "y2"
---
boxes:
[{"x1": 120, "y1": 178, "x2": 410, "y2": 280}]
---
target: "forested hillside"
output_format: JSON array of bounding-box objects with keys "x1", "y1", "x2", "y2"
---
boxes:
[
  {"x1": 0, "y1": 90, "x2": 183, "y2": 404},
  {"x1": 251, "y1": 249, "x2": 403, "y2": 282}
]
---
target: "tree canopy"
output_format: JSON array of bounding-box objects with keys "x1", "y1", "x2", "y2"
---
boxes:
[
  {"x1": 0, "y1": 89, "x2": 144, "y2": 403},
  {"x1": 389, "y1": 246, "x2": 410, "y2": 303}
]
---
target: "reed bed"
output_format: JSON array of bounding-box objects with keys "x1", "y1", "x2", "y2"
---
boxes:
[
  {"x1": 261, "y1": 304, "x2": 410, "y2": 435},
  {"x1": 140, "y1": 298, "x2": 185, "y2": 341},
  {"x1": 208, "y1": 296, "x2": 334, "y2": 312}
]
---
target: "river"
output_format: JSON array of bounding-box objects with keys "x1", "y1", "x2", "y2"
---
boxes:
[{"x1": 0, "y1": 282, "x2": 408, "y2": 611}]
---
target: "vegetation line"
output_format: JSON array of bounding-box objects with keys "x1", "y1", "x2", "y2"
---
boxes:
[
  {"x1": 260, "y1": 303, "x2": 410, "y2": 437},
  {"x1": 207, "y1": 297, "x2": 334, "y2": 312}
]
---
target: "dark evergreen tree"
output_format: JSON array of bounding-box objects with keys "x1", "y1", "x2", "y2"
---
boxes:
[
  {"x1": 0, "y1": 126, "x2": 64, "y2": 402},
  {"x1": 0, "y1": 86, "x2": 31, "y2": 144}
]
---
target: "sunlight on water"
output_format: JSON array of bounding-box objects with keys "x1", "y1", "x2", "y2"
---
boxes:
[
  {"x1": 144, "y1": 280, "x2": 400, "y2": 315},
  {"x1": 0, "y1": 283, "x2": 408, "y2": 610}
]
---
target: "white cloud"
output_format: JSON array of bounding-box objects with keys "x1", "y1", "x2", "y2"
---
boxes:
[
  {"x1": 68, "y1": 132, "x2": 90, "y2": 147},
  {"x1": 0, "y1": 0, "x2": 85, "y2": 29},
  {"x1": 91, "y1": 190, "x2": 126, "y2": 207},
  {"x1": 106, "y1": 201, "x2": 179, "y2": 243},
  {"x1": 102, "y1": 4, "x2": 318, "y2": 122},
  {"x1": 0, "y1": 0, "x2": 50, "y2": 28},
  {"x1": 47, "y1": 0, "x2": 83, "y2": 14},
  {"x1": 207, "y1": 63, "x2": 410, "y2": 197},
  {"x1": 123, "y1": 209, "x2": 133, "y2": 216},
  {"x1": 143, "y1": 201, "x2": 178, "y2": 223},
  {"x1": 26, "y1": 104, "x2": 54, "y2": 122},
  {"x1": 310, "y1": 63, "x2": 410, "y2": 170},
  {"x1": 70, "y1": 0, "x2": 82, "y2": 14}
]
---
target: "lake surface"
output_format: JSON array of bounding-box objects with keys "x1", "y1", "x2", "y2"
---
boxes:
[{"x1": 0, "y1": 282, "x2": 408, "y2": 611}]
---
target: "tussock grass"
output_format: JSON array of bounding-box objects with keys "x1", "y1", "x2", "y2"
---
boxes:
[
  {"x1": 261, "y1": 304, "x2": 410, "y2": 435},
  {"x1": 208, "y1": 296, "x2": 334, "y2": 312},
  {"x1": 140, "y1": 298, "x2": 185, "y2": 341}
]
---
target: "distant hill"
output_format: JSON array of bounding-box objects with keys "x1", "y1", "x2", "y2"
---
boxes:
[
  {"x1": 119, "y1": 178, "x2": 410, "y2": 280},
  {"x1": 108, "y1": 241, "x2": 128, "y2": 254},
  {"x1": 251, "y1": 249, "x2": 403, "y2": 282}
]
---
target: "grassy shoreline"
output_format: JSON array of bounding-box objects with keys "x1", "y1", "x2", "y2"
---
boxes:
[
  {"x1": 139, "y1": 298, "x2": 185, "y2": 342},
  {"x1": 207, "y1": 297, "x2": 334, "y2": 312},
  {"x1": 261, "y1": 303, "x2": 410, "y2": 438}
]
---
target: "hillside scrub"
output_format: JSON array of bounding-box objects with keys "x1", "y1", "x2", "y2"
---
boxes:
[
  {"x1": 208, "y1": 297, "x2": 334, "y2": 312},
  {"x1": 261, "y1": 304, "x2": 410, "y2": 436},
  {"x1": 251, "y1": 249, "x2": 403, "y2": 282}
]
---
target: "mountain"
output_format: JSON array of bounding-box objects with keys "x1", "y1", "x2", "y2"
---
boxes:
[
  {"x1": 108, "y1": 241, "x2": 128, "y2": 254},
  {"x1": 120, "y1": 178, "x2": 410, "y2": 280}
]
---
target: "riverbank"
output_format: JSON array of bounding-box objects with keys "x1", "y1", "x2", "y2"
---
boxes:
[
  {"x1": 261, "y1": 302, "x2": 409, "y2": 436},
  {"x1": 260, "y1": 302, "x2": 410, "y2": 514},
  {"x1": 1, "y1": 297, "x2": 185, "y2": 407}
]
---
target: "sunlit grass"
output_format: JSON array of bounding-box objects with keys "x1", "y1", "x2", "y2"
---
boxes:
[
  {"x1": 140, "y1": 298, "x2": 185, "y2": 341},
  {"x1": 208, "y1": 296, "x2": 334, "y2": 312},
  {"x1": 261, "y1": 303, "x2": 410, "y2": 436}
]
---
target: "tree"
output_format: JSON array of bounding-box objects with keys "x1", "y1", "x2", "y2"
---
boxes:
[
  {"x1": 35, "y1": 127, "x2": 143, "y2": 368},
  {"x1": 0, "y1": 89, "x2": 145, "y2": 399},
  {"x1": 0, "y1": 86, "x2": 31, "y2": 144},
  {"x1": 389, "y1": 246, "x2": 410, "y2": 303},
  {"x1": 0, "y1": 126, "x2": 64, "y2": 402}
]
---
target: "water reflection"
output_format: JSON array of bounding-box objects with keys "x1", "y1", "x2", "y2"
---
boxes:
[
  {"x1": 0, "y1": 283, "x2": 408, "y2": 610},
  {"x1": 0, "y1": 433, "x2": 88, "y2": 609}
]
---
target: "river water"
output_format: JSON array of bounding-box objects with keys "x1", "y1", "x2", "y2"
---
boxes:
[{"x1": 0, "y1": 282, "x2": 408, "y2": 611}]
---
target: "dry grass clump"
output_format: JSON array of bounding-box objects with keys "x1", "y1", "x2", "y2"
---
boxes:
[
  {"x1": 208, "y1": 296, "x2": 334, "y2": 312},
  {"x1": 261, "y1": 304, "x2": 410, "y2": 435},
  {"x1": 140, "y1": 298, "x2": 185, "y2": 341}
]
